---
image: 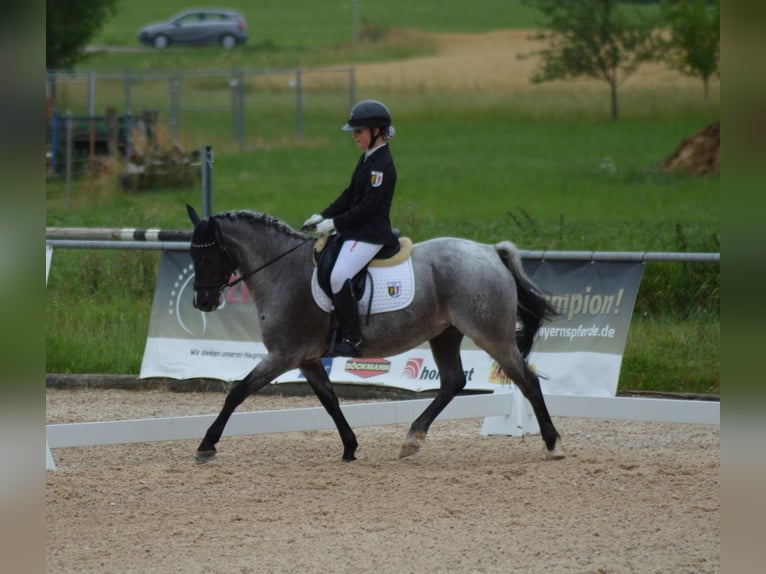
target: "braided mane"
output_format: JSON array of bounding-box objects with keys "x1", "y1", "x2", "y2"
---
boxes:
[{"x1": 214, "y1": 210, "x2": 307, "y2": 240}]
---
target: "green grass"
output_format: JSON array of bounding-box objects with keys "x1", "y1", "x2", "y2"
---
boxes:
[{"x1": 623, "y1": 314, "x2": 720, "y2": 395}]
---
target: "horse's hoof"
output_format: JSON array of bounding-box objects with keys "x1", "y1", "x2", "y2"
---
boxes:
[
  {"x1": 545, "y1": 438, "x2": 566, "y2": 460},
  {"x1": 399, "y1": 441, "x2": 421, "y2": 459},
  {"x1": 195, "y1": 448, "x2": 217, "y2": 464}
]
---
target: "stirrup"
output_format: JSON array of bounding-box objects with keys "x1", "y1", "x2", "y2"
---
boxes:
[{"x1": 327, "y1": 336, "x2": 363, "y2": 358}]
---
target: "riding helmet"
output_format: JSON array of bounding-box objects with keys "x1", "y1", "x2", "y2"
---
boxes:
[{"x1": 341, "y1": 99, "x2": 392, "y2": 131}]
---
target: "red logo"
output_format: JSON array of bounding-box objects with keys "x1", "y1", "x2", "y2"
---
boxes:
[
  {"x1": 402, "y1": 358, "x2": 424, "y2": 379},
  {"x1": 344, "y1": 358, "x2": 391, "y2": 379}
]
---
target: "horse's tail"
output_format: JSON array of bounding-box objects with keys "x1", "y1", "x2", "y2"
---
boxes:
[{"x1": 495, "y1": 241, "x2": 557, "y2": 358}]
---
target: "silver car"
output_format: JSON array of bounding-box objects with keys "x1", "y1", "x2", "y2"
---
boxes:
[{"x1": 138, "y1": 9, "x2": 248, "y2": 50}]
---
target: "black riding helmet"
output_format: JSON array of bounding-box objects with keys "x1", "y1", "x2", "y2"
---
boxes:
[{"x1": 342, "y1": 99, "x2": 394, "y2": 148}]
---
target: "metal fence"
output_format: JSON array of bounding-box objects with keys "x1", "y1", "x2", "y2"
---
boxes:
[{"x1": 46, "y1": 67, "x2": 357, "y2": 179}]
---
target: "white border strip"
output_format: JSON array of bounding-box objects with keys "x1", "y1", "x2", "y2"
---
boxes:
[{"x1": 47, "y1": 394, "x2": 718, "y2": 450}]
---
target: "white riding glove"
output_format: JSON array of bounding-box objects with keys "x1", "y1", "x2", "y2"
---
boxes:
[
  {"x1": 315, "y1": 218, "x2": 335, "y2": 237},
  {"x1": 303, "y1": 213, "x2": 323, "y2": 228}
]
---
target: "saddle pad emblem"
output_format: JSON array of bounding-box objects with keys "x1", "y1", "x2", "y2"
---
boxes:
[
  {"x1": 311, "y1": 258, "x2": 415, "y2": 314},
  {"x1": 370, "y1": 171, "x2": 383, "y2": 187}
]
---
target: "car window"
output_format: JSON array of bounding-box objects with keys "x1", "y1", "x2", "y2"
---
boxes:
[{"x1": 177, "y1": 14, "x2": 202, "y2": 27}]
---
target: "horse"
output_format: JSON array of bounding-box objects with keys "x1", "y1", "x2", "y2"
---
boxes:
[{"x1": 186, "y1": 205, "x2": 564, "y2": 463}]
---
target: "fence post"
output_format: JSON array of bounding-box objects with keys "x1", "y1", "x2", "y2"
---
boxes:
[
  {"x1": 201, "y1": 145, "x2": 213, "y2": 218},
  {"x1": 124, "y1": 68, "x2": 132, "y2": 114},
  {"x1": 230, "y1": 70, "x2": 245, "y2": 148},
  {"x1": 169, "y1": 76, "x2": 181, "y2": 141},
  {"x1": 295, "y1": 69, "x2": 303, "y2": 141},
  {"x1": 106, "y1": 107, "x2": 118, "y2": 158},
  {"x1": 65, "y1": 112, "x2": 73, "y2": 209},
  {"x1": 50, "y1": 112, "x2": 59, "y2": 175},
  {"x1": 88, "y1": 71, "x2": 96, "y2": 118},
  {"x1": 123, "y1": 68, "x2": 133, "y2": 158}
]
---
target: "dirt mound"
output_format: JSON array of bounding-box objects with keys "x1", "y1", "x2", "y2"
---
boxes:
[{"x1": 661, "y1": 122, "x2": 720, "y2": 176}]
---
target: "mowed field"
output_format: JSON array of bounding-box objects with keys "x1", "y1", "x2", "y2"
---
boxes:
[{"x1": 353, "y1": 30, "x2": 705, "y2": 94}]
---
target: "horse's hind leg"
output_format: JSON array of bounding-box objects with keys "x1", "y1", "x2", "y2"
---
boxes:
[
  {"x1": 400, "y1": 327, "x2": 466, "y2": 459},
  {"x1": 300, "y1": 359, "x2": 358, "y2": 462},
  {"x1": 491, "y1": 348, "x2": 564, "y2": 459}
]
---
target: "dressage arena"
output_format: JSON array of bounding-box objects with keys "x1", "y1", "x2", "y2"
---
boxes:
[{"x1": 46, "y1": 388, "x2": 719, "y2": 573}]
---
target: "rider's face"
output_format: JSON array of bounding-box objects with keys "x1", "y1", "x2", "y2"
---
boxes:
[{"x1": 352, "y1": 127, "x2": 378, "y2": 150}]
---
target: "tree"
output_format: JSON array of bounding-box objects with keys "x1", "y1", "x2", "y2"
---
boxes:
[
  {"x1": 523, "y1": 0, "x2": 660, "y2": 122},
  {"x1": 661, "y1": 0, "x2": 720, "y2": 103},
  {"x1": 46, "y1": 0, "x2": 119, "y2": 69}
]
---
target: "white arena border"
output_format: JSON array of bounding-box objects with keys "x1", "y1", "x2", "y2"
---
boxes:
[{"x1": 46, "y1": 390, "x2": 719, "y2": 469}]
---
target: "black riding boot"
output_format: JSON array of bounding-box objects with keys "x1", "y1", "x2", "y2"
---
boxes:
[{"x1": 328, "y1": 280, "x2": 363, "y2": 357}]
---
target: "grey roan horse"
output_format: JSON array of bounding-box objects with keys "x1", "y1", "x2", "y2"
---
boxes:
[{"x1": 186, "y1": 205, "x2": 564, "y2": 463}]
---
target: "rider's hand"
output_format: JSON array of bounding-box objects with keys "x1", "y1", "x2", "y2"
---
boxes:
[
  {"x1": 303, "y1": 214, "x2": 323, "y2": 228},
  {"x1": 315, "y1": 218, "x2": 335, "y2": 237}
]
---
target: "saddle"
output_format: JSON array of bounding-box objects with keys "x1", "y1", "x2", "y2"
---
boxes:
[{"x1": 313, "y1": 231, "x2": 413, "y2": 301}]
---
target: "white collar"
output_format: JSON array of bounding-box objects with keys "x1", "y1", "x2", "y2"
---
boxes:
[{"x1": 364, "y1": 142, "x2": 387, "y2": 159}]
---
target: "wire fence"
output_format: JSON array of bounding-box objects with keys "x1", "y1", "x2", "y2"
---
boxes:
[{"x1": 46, "y1": 67, "x2": 357, "y2": 181}]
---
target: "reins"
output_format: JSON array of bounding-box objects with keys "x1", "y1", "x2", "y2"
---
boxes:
[{"x1": 223, "y1": 237, "x2": 312, "y2": 288}]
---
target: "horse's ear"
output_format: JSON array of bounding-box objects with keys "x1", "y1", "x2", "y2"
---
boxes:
[{"x1": 187, "y1": 204, "x2": 201, "y2": 226}]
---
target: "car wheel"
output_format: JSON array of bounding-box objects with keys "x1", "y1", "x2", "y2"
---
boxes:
[
  {"x1": 220, "y1": 34, "x2": 237, "y2": 50},
  {"x1": 153, "y1": 35, "x2": 169, "y2": 50}
]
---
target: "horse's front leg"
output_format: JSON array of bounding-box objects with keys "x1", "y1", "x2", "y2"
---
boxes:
[
  {"x1": 299, "y1": 359, "x2": 358, "y2": 461},
  {"x1": 196, "y1": 355, "x2": 290, "y2": 464}
]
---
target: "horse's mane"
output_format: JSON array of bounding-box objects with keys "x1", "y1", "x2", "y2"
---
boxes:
[{"x1": 214, "y1": 210, "x2": 307, "y2": 240}]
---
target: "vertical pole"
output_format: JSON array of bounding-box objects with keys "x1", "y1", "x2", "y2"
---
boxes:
[
  {"x1": 230, "y1": 70, "x2": 245, "y2": 147},
  {"x1": 238, "y1": 71, "x2": 246, "y2": 148},
  {"x1": 230, "y1": 71, "x2": 238, "y2": 145},
  {"x1": 201, "y1": 145, "x2": 213, "y2": 218},
  {"x1": 349, "y1": 67, "x2": 356, "y2": 110},
  {"x1": 87, "y1": 71, "x2": 96, "y2": 118},
  {"x1": 124, "y1": 68, "x2": 132, "y2": 158},
  {"x1": 124, "y1": 68, "x2": 132, "y2": 116},
  {"x1": 170, "y1": 76, "x2": 181, "y2": 141},
  {"x1": 50, "y1": 112, "x2": 58, "y2": 175},
  {"x1": 88, "y1": 71, "x2": 96, "y2": 177},
  {"x1": 65, "y1": 112, "x2": 73, "y2": 209},
  {"x1": 295, "y1": 69, "x2": 303, "y2": 141},
  {"x1": 106, "y1": 107, "x2": 118, "y2": 158}
]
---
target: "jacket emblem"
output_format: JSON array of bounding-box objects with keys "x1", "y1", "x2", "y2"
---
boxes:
[{"x1": 370, "y1": 171, "x2": 384, "y2": 188}]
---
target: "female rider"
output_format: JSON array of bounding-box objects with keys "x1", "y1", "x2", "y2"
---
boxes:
[{"x1": 303, "y1": 99, "x2": 399, "y2": 357}]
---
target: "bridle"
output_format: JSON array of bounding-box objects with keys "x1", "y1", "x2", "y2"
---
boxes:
[{"x1": 190, "y1": 234, "x2": 312, "y2": 292}]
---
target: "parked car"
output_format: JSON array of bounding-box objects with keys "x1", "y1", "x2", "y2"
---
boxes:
[{"x1": 138, "y1": 9, "x2": 247, "y2": 50}]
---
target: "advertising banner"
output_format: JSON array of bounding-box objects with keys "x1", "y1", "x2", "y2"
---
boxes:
[{"x1": 140, "y1": 251, "x2": 643, "y2": 397}]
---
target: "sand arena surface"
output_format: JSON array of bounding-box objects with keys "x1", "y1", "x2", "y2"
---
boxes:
[{"x1": 46, "y1": 388, "x2": 719, "y2": 573}]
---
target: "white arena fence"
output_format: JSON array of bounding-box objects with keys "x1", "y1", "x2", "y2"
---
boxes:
[
  {"x1": 46, "y1": 388, "x2": 719, "y2": 470},
  {"x1": 45, "y1": 233, "x2": 720, "y2": 470}
]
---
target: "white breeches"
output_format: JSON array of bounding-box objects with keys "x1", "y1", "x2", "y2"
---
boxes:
[{"x1": 330, "y1": 240, "x2": 383, "y2": 294}]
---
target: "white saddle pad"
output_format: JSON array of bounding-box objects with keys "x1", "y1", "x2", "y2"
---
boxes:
[{"x1": 311, "y1": 258, "x2": 415, "y2": 314}]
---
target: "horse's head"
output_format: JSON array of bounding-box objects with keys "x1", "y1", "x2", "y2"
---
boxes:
[{"x1": 187, "y1": 205, "x2": 238, "y2": 312}]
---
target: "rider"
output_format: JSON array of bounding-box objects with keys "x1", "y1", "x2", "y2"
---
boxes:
[{"x1": 304, "y1": 99, "x2": 399, "y2": 357}]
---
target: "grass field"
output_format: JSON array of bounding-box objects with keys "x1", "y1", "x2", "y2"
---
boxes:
[{"x1": 47, "y1": 1, "x2": 719, "y2": 394}]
